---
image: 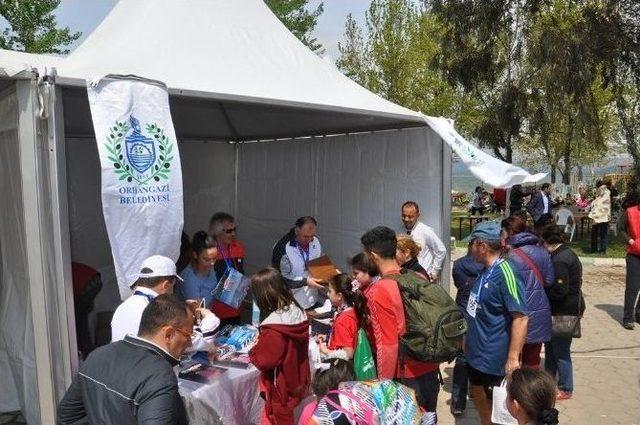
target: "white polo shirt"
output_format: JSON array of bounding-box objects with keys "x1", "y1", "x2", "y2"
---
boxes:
[
  {"x1": 111, "y1": 287, "x2": 158, "y2": 342},
  {"x1": 110, "y1": 286, "x2": 221, "y2": 351}
]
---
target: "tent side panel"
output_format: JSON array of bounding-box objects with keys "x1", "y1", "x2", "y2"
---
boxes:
[
  {"x1": 180, "y1": 141, "x2": 236, "y2": 234},
  {"x1": 66, "y1": 137, "x2": 120, "y2": 323},
  {"x1": 0, "y1": 84, "x2": 40, "y2": 422},
  {"x1": 236, "y1": 127, "x2": 447, "y2": 274}
]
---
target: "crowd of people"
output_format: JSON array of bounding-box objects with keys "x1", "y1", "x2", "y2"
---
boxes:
[{"x1": 56, "y1": 182, "x2": 640, "y2": 424}]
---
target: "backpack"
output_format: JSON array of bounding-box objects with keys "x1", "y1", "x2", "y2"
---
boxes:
[{"x1": 383, "y1": 272, "x2": 467, "y2": 363}]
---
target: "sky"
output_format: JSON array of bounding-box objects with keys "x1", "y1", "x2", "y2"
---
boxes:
[{"x1": 32, "y1": 0, "x2": 371, "y2": 60}]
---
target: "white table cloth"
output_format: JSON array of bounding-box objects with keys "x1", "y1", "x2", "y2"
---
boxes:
[{"x1": 179, "y1": 366, "x2": 264, "y2": 425}]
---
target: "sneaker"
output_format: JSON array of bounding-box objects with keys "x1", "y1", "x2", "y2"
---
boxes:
[
  {"x1": 623, "y1": 322, "x2": 635, "y2": 330},
  {"x1": 450, "y1": 406, "x2": 464, "y2": 417},
  {"x1": 556, "y1": 390, "x2": 572, "y2": 400}
]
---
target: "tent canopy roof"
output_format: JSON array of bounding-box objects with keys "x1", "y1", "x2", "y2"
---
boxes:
[{"x1": 1, "y1": 0, "x2": 426, "y2": 140}]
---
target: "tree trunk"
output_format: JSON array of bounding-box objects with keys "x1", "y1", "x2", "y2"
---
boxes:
[
  {"x1": 613, "y1": 81, "x2": 640, "y2": 182},
  {"x1": 550, "y1": 167, "x2": 557, "y2": 184},
  {"x1": 577, "y1": 165, "x2": 584, "y2": 182},
  {"x1": 562, "y1": 146, "x2": 571, "y2": 185}
]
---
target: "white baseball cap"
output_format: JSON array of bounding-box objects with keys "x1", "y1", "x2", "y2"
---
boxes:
[{"x1": 137, "y1": 255, "x2": 183, "y2": 282}]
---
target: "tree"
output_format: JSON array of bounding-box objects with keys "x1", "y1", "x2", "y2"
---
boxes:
[
  {"x1": 522, "y1": 0, "x2": 615, "y2": 185},
  {"x1": 583, "y1": 0, "x2": 640, "y2": 181},
  {"x1": 0, "y1": 0, "x2": 80, "y2": 54},
  {"x1": 337, "y1": 0, "x2": 459, "y2": 119},
  {"x1": 265, "y1": 0, "x2": 324, "y2": 54},
  {"x1": 427, "y1": 0, "x2": 544, "y2": 163}
]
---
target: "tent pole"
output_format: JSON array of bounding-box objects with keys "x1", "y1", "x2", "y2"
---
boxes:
[
  {"x1": 48, "y1": 82, "x2": 78, "y2": 379},
  {"x1": 234, "y1": 142, "x2": 239, "y2": 217},
  {"x1": 440, "y1": 136, "x2": 453, "y2": 290},
  {"x1": 16, "y1": 77, "x2": 58, "y2": 424}
]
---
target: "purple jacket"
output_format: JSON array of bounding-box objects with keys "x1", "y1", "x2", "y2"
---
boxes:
[{"x1": 507, "y1": 232, "x2": 555, "y2": 344}]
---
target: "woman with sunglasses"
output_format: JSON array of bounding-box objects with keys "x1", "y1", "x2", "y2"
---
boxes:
[{"x1": 209, "y1": 212, "x2": 247, "y2": 324}]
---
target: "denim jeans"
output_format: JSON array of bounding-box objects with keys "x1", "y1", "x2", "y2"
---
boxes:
[
  {"x1": 544, "y1": 336, "x2": 573, "y2": 393},
  {"x1": 451, "y1": 353, "x2": 469, "y2": 410},
  {"x1": 590, "y1": 222, "x2": 609, "y2": 253}
]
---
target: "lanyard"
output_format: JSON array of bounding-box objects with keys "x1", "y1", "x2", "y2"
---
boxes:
[
  {"x1": 134, "y1": 290, "x2": 155, "y2": 303},
  {"x1": 476, "y1": 258, "x2": 502, "y2": 303},
  {"x1": 297, "y1": 244, "x2": 310, "y2": 264},
  {"x1": 216, "y1": 241, "x2": 234, "y2": 270}
]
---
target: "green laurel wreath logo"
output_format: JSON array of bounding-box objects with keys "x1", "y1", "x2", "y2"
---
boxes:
[{"x1": 105, "y1": 121, "x2": 174, "y2": 185}]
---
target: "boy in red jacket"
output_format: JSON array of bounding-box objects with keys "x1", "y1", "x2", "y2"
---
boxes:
[
  {"x1": 249, "y1": 268, "x2": 310, "y2": 425},
  {"x1": 360, "y1": 226, "x2": 440, "y2": 418}
]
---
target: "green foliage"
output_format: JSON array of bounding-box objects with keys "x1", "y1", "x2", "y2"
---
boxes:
[
  {"x1": 337, "y1": 0, "x2": 636, "y2": 183},
  {"x1": 428, "y1": 0, "x2": 543, "y2": 163},
  {"x1": 582, "y1": 0, "x2": 640, "y2": 181},
  {"x1": 264, "y1": 0, "x2": 324, "y2": 53},
  {"x1": 337, "y1": 0, "x2": 459, "y2": 119},
  {"x1": 0, "y1": 0, "x2": 81, "y2": 54},
  {"x1": 520, "y1": 0, "x2": 616, "y2": 184}
]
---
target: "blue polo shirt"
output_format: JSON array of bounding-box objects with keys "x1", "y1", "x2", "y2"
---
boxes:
[
  {"x1": 465, "y1": 258, "x2": 527, "y2": 376},
  {"x1": 176, "y1": 264, "x2": 218, "y2": 307}
]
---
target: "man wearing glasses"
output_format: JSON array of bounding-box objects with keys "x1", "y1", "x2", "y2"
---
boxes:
[
  {"x1": 59, "y1": 295, "x2": 192, "y2": 424},
  {"x1": 111, "y1": 255, "x2": 219, "y2": 351},
  {"x1": 209, "y1": 212, "x2": 247, "y2": 324}
]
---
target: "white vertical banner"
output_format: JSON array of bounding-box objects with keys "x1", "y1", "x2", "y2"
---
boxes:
[{"x1": 87, "y1": 76, "x2": 183, "y2": 299}]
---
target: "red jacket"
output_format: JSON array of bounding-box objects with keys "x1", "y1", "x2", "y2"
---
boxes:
[
  {"x1": 249, "y1": 304, "x2": 310, "y2": 422},
  {"x1": 328, "y1": 307, "x2": 358, "y2": 351},
  {"x1": 627, "y1": 206, "x2": 640, "y2": 256}
]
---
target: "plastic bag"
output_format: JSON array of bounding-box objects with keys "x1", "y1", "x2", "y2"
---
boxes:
[
  {"x1": 212, "y1": 267, "x2": 250, "y2": 309},
  {"x1": 353, "y1": 328, "x2": 377, "y2": 380},
  {"x1": 491, "y1": 379, "x2": 518, "y2": 425}
]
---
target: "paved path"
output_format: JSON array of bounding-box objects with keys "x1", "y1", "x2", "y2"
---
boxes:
[{"x1": 438, "y1": 262, "x2": 640, "y2": 425}]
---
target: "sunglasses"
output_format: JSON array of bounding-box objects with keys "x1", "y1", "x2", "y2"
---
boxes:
[{"x1": 222, "y1": 227, "x2": 237, "y2": 234}]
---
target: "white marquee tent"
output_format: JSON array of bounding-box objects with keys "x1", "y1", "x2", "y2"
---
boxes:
[{"x1": 0, "y1": 1, "x2": 455, "y2": 422}]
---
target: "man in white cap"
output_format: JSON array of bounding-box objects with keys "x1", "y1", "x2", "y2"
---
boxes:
[{"x1": 111, "y1": 255, "x2": 219, "y2": 350}]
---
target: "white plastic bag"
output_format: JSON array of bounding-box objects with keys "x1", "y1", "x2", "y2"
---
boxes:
[{"x1": 491, "y1": 379, "x2": 518, "y2": 425}]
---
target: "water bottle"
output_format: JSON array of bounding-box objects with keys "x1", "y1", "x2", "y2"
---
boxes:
[{"x1": 251, "y1": 301, "x2": 260, "y2": 326}]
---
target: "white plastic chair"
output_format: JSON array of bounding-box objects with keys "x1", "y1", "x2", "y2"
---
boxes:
[{"x1": 555, "y1": 207, "x2": 576, "y2": 242}]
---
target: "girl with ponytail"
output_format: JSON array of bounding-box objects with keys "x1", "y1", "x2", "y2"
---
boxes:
[
  {"x1": 507, "y1": 367, "x2": 560, "y2": 425},
  {"x1": 317, "y1": 273, "x2": 370, "y2": 360}
]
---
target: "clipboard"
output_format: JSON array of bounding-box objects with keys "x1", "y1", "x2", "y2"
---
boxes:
[{"x1": 307, "y1": 255, "x2": 339, "y2": 281}]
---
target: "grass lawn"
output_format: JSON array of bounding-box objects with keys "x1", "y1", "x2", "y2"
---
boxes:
[{"x1": 450, "y1": 208, "x2": 626, "y2": 258}]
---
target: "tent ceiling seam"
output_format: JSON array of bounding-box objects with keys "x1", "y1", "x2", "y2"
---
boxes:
[
  {"x1": 218, "y1": 102, "x2": 241, "y2": 141},
  {"x1": 240, "y1": 127, "x2": 409, "y2": 144}
]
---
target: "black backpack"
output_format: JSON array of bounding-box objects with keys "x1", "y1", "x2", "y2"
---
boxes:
[{"x1": 383, "y1": 272, "x2": 467, "y2": 363}]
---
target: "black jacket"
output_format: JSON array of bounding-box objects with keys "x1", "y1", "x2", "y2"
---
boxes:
[
  {"x1": 401, "y1": 257, "x2": 428, "y2": 277},
  {"x1": 57, "y1": 335, "x2": 188, "y2": 425},
  {"x1": 547, "y1": 244, "x2": 585, "y2": 317}
]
